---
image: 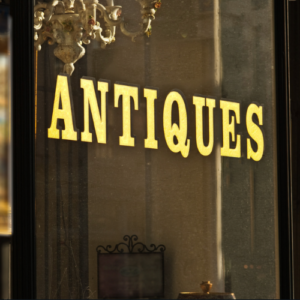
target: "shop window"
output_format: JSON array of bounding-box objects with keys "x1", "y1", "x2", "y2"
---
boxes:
[{"x1": 34, "y1": 0, "x2": 279, "y2": 298}]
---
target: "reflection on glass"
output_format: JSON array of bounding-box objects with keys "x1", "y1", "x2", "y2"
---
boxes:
[
  {"x1": 0, "y1": 4, "x2": 10, "y2": 236},
  {"x1": 35, "y1": 0, "x2": 279, "y2": 299}
]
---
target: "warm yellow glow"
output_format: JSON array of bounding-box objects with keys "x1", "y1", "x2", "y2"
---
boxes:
[
  {"x1": 144, "y1": 88, "x2": 158, "y2": 149},
  {"x1": 46, "y1": 77, "x2": 267, "y2": 164},
  {"x1": 48, "y1": 74, "x2": 77, "y2": 141},
  {"x1": 163, "y1": 91, "x2": 190, "y2": 158},
  {"x1": 114, "y1": 83, "x2": 139, "y2": 147},
  {"x1": 220, "y1": 100, "x2": 241, "y2": 158},
  {"x1": 246, "y1": 104, "x2": 264, "y2": 161},
  {"x1": 35, "y1": 50, "x2": 38, "y2": 141},
  {"x1": 81, "y1": 78, "x2": 108, "y2": 143},
  {"x1": 193, "y1": 96, "x2": 215, "y2": 156}
]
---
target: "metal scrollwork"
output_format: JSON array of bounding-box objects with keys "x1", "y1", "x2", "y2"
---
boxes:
[{"x1": 96, "y1": 235, "x2": 166, "y2": 254}]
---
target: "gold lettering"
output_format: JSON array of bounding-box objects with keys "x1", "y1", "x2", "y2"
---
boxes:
[
  {"x1": 163, "y1": 91, "x2": 190, "y2": 158},
  {"x1": 246, "y1": 104, "x2": 264, "y2": 161},
  {"x1": 144, "y1": 88, "x2": 158, "y2": 149},
  {"x1": 220, "y1": 100, "x2": 241, "y2": 158},
  {"x1": 193, "y1": 96, "x2": 215, "y2": 156},
  {"x1": 48, "y1": 74, "x2": 77, "y2": 141},
  {"x1": 81, "y1": 78, "x2": 108, "y2": 143},
  {"x1": 114, "y1": 83, "x2": 139, "y2": 147}
]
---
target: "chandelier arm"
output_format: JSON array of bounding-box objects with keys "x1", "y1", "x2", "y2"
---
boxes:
[
  {"x1": 95, "y1": 3, "x2": 108, "y2": 18},
  {"x1": 95, "y1": 3, "x2": 122, "y2": 26},
  {"x1": 82, "y1": 34, "x2": 92, "y2": 45},
  {"x1": 95, "y1": 28, "x2": 113, "y2": 48},
  {"x1": 119, "y1": 0, "x2": 158, "y2": 40},
  {"x1": 34, "y1": 3, "x2": 48, "y2": 31},
  {"x1": 119, "y1": 21, "x2": 143, "y2": 41},
  {"x1": 107, "y1": 26, "x2": 116, "y2": 39},
  {"x1": 143, "y1": 17, "x2": 152, "y2": 33},
  {"x1": 34, "y1": 14, "x2": 45, "y2": 31}
]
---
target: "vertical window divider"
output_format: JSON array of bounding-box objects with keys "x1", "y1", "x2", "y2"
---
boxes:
[{"x1": 11, "y1": 0, "x2": 36, "y2": 298}]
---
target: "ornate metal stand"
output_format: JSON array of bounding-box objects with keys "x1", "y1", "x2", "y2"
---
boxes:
[
  {"x1": 97, "y1": 235, "x2": 166, "y2": 299},
  {"x1": 96, "y1": 234, "x2": 166, "y2": 253}
]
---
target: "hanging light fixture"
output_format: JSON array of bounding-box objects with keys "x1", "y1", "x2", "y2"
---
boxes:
[{"x1": 34, "y1": 0, "x2": 162, "y2": 75}]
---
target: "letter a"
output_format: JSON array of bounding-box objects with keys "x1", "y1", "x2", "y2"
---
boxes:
[{"x1": 48, "y1": 74, "x2": 77, "y2": 141}]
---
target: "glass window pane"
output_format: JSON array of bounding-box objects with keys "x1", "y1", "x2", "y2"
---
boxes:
[{"x1": 34, "y1": 0, "x2": 279, "y2": 299}]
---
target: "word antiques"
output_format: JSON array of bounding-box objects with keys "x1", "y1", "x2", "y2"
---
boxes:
[{"x1": 48, "y1": 74, "x2": 264, "y2": 161}]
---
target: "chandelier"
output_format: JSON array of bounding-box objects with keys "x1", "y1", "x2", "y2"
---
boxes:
[{"x1": 34, "y1": 0, "x2": 162, "y2": 75}]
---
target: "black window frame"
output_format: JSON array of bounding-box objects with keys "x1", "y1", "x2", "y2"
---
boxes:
[{"x1": 10, "y1": 0, "x2": 294, "y2": 298}]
